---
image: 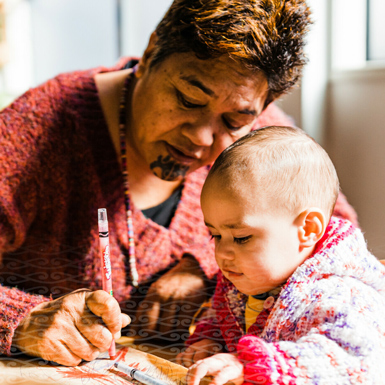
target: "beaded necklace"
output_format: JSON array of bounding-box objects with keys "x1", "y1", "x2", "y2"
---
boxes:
[{"x1": 118, "y1": 70, "x2": 138, "y2": 287}]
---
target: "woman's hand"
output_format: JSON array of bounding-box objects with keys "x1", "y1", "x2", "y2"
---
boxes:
[
  {"x1": 186, "y1": 353, "x2": 244, "y2": 385},
  {"x1": 12, "y1": 289, "x2": 131, "y2": 366},
  {"x1": 131, "y1": 255, "x2": 210, "y2": 338},
  {"x1": 176, "y1": 339, "x2": 223, "y2": 368}
]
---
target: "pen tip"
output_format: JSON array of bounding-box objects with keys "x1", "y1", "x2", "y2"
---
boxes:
[{"x1": 113, "y1": 361, "x2": 118, "y2": 368}]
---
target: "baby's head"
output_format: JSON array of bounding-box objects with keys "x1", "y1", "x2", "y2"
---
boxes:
[{"x1": 201, "y1": 126, "x2": 339, "y2": 295}]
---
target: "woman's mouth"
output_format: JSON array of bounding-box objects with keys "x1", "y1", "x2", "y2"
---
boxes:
[{"x1": 165, "y1": 143, "x2": 198, "y2": 165}]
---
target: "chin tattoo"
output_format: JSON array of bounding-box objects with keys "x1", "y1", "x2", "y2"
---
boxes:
[{"x1": 150, "y1": 155, "x2": 189, "y2": 180}]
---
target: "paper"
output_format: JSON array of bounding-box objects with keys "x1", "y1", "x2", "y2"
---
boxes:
[{"x1": 0, "y1": 341, "x2": 187, "y2": 385}]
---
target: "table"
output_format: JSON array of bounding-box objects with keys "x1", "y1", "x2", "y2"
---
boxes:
[{"x1": 0, "y1": 337, "x2": 188, "y2": 385}]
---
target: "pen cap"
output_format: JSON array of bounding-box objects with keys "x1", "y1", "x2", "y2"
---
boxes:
[
  {"x1": 98, "y1": 208, "x2": 108, "y2": 222},
  {"x1": 98, "y1": 208, "x2": 108, "y2": 232}
]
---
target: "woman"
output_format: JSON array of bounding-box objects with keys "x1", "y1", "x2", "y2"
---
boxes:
[{"x1": 0, "y1": 0, "x2": 353, "y2": 366}]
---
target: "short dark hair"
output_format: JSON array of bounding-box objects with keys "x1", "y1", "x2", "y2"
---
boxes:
[{"x1": 153, "y1": 0, "x2": 312, "y2": 108}]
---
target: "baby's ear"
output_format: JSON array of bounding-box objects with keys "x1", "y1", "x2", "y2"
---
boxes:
[{"x1": 296, "y1": 208, "x2": 327, "y2": 250}]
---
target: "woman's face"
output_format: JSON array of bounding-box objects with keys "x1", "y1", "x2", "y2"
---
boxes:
[{"x1": 129, "y1": 52, "x2": 268, "y2": 181}]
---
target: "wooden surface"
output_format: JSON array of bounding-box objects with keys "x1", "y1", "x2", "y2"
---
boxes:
[{"x1": 0, "y1": 337, "x2": 187, "y2": 385}]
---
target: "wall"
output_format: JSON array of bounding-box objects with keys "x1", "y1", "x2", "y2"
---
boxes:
[
  {"x1": 120, "y1": 0, "x2": 172, "y2": 57},
  {"x1": 0, "y1": 0, "x2": 172, "y2": 109},
  {"x1": 30, "y1": 0, "x2": 119, "y2": 85},
  {"x1": 0, "y1": 0, "x2": 120, "y2": 108},
  {"x1": 278, "y1": 0, "x2": 385, "y2": 261},
  {"x1": 325, "y1": 67, "x2": 385, "y2": 259},
  {"x1": 1, "y1": 0, "x2": 383, "y2": 259},
  {"x1": 0, "y1": 0, "x2": 33, "y2": 104}
]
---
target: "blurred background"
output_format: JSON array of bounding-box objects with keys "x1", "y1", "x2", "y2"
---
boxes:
[{"x1": 0, "y1": 0, "x2": 384, "y2": 259}]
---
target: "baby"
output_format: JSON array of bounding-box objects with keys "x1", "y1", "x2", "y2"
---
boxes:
[{"x1": 177, "y1": 126, "x2": 385, "y2": 385}]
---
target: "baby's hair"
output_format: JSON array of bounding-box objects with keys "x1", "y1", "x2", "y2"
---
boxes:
[
  {"x1": 152, "y1": 0, "x2": 312, "y2": 108},
  {"x1": 207, "y1": 126, "x2": 340, "y2": 220}
]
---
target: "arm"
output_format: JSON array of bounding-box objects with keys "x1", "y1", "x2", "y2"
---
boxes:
[
  {"x1": 0, "y1": 79, "x2": 109, "y2": 360},
  {"x1": 130, "y1": 255, "x2": 215, "y2": 338},
  {"x1": 1, "y1": 77, "x2": 133, "y2": 363},
  {"x1": 0, "y1": 286, "x2": 49, "y2": 356},
  {"x1": 0, "y1": 86, "x2": 52, "y2": 354}
]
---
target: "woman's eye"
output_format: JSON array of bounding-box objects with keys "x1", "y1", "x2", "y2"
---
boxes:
[
  {"x1": 176, "y1": 90, "x2": 204, "y2": 108},
  {"x1": 234, "y1": 235, "x2": 252, "y2": 244},
  {"x1": 223, "y1": 117, "x2": 242, "y2": 131},
  {"x1": 210, "y1": 234, "x2": 221, "y2": 241}
]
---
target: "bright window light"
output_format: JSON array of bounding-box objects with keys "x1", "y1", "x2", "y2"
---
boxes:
[{"x1": 367, "y1": 0, "x2": 385, "y2": 61}]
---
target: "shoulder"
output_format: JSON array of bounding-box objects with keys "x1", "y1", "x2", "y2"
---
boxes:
[
  {"x1": 40, "y1": 57, "x2": 134, "y2": 101},
  {"x1": 281, "y1": 217, "x2": 385, "y2": 300}
]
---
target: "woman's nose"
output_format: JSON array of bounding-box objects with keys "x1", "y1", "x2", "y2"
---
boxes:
[{"x1": 181, "y1": 121, "x2": 216, "y2": 148}]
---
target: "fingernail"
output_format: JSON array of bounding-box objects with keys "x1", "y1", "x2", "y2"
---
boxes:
[
  {"x1": 114, "y1": 331, "x2": 121, "y2": 340},
  {"x1": 122, "y1": 314, "x2": 131, "y2": 325}
]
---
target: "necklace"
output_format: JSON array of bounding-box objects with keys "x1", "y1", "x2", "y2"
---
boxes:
[{"x1": 118, "y1": 70, "x2": 139, "y2": 287}]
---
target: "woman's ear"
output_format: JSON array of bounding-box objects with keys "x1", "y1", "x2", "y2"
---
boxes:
[
  {"x1": 136, "y1": 32, "x2": 158, "y2": 78},
  {"x1": 296, "y1": 208, "x2": 327, "y2": 250}
]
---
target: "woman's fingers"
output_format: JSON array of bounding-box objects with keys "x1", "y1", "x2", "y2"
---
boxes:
[
  {"x1": 58, "y1": 326, "x2": 101, "y2": 363},
  {"x1": 85, "y1": 290, "x2": 122, "y2": 336},
  {"x1": 121, "y1": 313, "x2": 131, "y2": 328},
  {"x1": 14, "y1": 289, "x2": 129, "y2": 366},
  {"x1": 46, "y1": 341, "x2": 83, "y2": 367},
  {"x1": 20, "y1": 313, "x2": 98, "y2": 366},
  {"x1": 75, "y1": 311, "x2": 113, "y2": 352},
  {"x1": 82, "y1": 291, "x2": 133, "y2": 349}
]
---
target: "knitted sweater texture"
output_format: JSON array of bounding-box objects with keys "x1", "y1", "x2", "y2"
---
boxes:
[
  {"x1": 189, "y1": 217, "x2": 385, "y2": 384},
  {"x1": 0, "y1": 58, "x2": 299, "y2": 356}
]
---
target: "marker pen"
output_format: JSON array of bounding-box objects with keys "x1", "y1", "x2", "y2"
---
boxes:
[
  {"x1": 114, "y1": 362, "x2": 169, "y2": 385},
  {"x1": 98, "y1": 208, "x2": 116, "y2": 359}
]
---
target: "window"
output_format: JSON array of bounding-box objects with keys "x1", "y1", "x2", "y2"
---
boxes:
[{"x1": 367, "y1": 0, "x2": 385, "y2": 61}]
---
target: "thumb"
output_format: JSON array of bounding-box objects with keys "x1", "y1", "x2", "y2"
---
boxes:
[
  {"x1": 121, "y1": 313, "x2": 131, "y2": 328},
  {"x1": 114, "y1": 314, "x2": 131, "y2": 340}
]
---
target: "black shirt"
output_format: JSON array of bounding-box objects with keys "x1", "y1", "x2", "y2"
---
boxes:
[{"x1": 142, "y1": 186, "x2": 183, "y2": 228}]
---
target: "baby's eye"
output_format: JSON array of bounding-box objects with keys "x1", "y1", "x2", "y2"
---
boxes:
[{"x1": 234, "y1": 235, "x2": 252, "y2": 244}]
